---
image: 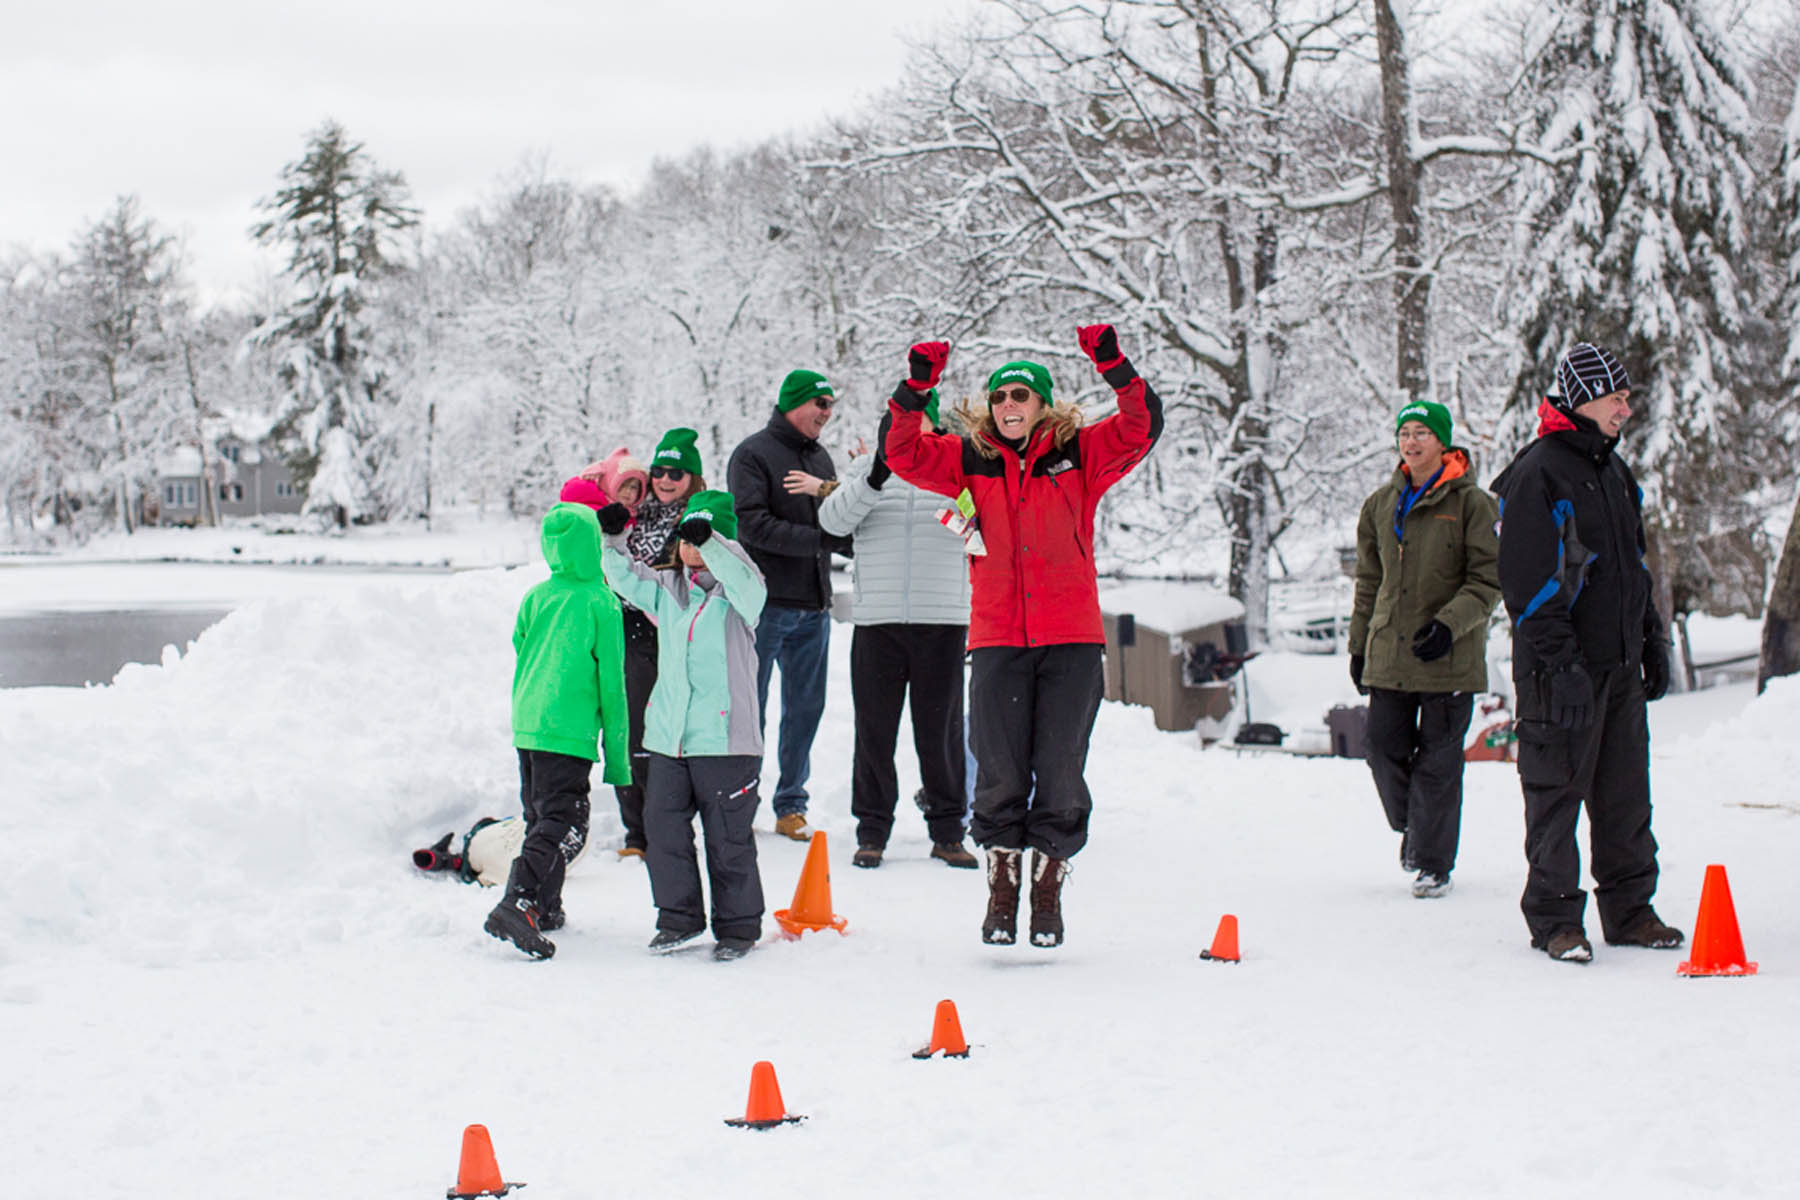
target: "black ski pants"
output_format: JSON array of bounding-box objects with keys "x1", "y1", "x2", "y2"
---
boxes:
[
  {"x1": 509, "y1": 749, "x2": 592, "y2": 914},
  {"x1": 644, "y1": 753, "x2": 764, "y2": 942},
  {"x1": 1365, "y1": 688, "x2": 1474, "y2": 877},
  {"x1": 968, "y1": 643, "x2": 1103, "y2": 859},
  {"x1": 850, "y1": 622, "x2": 969, "y2": 850},
  {"x1": 612, "y1": 608, "x2": 657, "y2": 851},
  {"x1": 1514, "y1": 664, "x2": 1659, "y2": 944}
]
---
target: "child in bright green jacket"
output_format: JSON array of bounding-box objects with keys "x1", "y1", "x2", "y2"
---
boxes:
[
  {"x1": 599, "y1": 489, "x2": 769, "y2": 962},
  {"x1": 484, "y1": 497, "x2": 631, "y2": 960}
]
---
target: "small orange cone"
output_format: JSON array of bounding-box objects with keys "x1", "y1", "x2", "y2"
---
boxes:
[
  {"x1": 723, "y1": 1060, "x2": 806, "y2": 1129},
  {"x1": 773, "y1": 830, "x2": 848, "y2": 937},
  {"x1": 1199, "y1": 914, "x2": 1240, "y2": 963},
  {"x1": 1678, "y1": 864, "x2": 1758, "y2": 977},
  {"x1": 912, "y1": 998, "x2": 971, "y2": 1059},
  {"x1": 446, "y1": 1124, "x2": 522, "y2": 1198}
]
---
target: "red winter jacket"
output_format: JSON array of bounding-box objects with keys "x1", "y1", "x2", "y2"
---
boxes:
[{"x1": 885, "y1": 362, "x2": 1162, "y2": 650}]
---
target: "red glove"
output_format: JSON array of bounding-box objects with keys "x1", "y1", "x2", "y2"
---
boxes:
[
  {"x1": 1077, "y1": 324, "x2": 1123, "y2": 371},
  {"x1": 907, "y1": 341, "x2": 949, "y2": 390}
]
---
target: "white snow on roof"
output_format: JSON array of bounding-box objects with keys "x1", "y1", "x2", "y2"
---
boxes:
[
  {"x1": 1099, "y1": 580, "x2": 1245, "y2": 633},
  {"x1": 157, "y1": 446, "x2": 202, "y2": 477}
]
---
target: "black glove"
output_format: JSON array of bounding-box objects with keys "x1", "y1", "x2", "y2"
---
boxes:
[
  {"x1": 677, "y1": 516, "x2": 713, "y2": 546},
  {"x1": 596, "y1": 502, "x2": 630, "y2": 536},
  {"x1": 1547, "y1": 666, "x2": 1595, "y2": 731},
  {"x1": 1411, "y1": 620, "x2": 1453, "y2": 663},
  {"x1": 1349, "y1": 655, "x2": 1367, "y2": 696},
  {"x1": 1643, "y1": 638, "x2": 1671, "y2": 701},
  {"x1": 868, "y1": 412, "x2": 893, "y2": 489},
  {"x1": 411, "y1": 833, "x2": 464, "y2": 874},
  {"x1": 890, "y1": 380, "x2": 929, "y2": 413}
]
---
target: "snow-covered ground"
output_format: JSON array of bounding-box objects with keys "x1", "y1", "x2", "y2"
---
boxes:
[{"x1": 4, "y1": 539, "x2": 1796, "y2": 1199}]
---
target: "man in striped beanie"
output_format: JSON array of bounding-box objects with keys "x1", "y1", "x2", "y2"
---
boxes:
[{"x1": 1488, "y1": 341, "x2": 1680, "y2": 965}]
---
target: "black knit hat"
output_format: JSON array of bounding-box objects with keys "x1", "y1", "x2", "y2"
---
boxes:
[{"x1": 1554, "y1": 343, "x2": 1630, "y2": 412}]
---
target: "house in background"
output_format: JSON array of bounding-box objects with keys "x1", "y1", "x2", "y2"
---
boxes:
[{"x1": 151, "y1": 415, "x2": 304, "y2": 526}]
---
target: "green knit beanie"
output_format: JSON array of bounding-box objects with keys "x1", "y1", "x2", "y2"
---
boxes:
[
  {"x1": 986, "y1": 361, "x2": 1054, "y2": 408},
  {"x1": 651, "y1": 427, "x2": 703, "y2": 476},
  {"x1": 681, "y1": 489, "x2": 738, "y2": 541},
  {"x1": 777, "y1": 369, "x2": 834, "y2": 413},
  {"x1": 1395, "y1": 400, "x2": 1453, "y2": 451}
]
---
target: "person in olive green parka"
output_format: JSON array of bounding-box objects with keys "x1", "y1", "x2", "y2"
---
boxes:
[
  {"x1": 1347, "y1": 401, "x2": 1501, "y2": 900},
  {"x1": 484, "y1": 498, "x2": 632, "y2": 960}
]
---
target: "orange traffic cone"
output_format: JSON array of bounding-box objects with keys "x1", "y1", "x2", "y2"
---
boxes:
[
  {"x1": 446, "y1": 1124, "x2": 522, "y2": 1198},
  {"x1": 1199, "y1": 914, "x2": 1240, "y2": 963},
  {"x1": 1678, "y1": 864, "x2": 1758, "y2": 977},
  {"x1": 773, "y1": 830, "x2": 848, "y2": 938},
  {"x1": 912, "y1": 998, "x2": 970, "y2": 1059},
  {"x1": 723, "y1": 1060, "x2": 807, "y2": 1129}
]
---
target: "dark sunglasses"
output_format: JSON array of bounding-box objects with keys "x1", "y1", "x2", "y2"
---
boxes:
[
  {"x1": 650, "y1": 466, "x2": 688, "y2": 481},
  {"x1": 811, "y1": 396, "x2": 836, "y2": 411},
  {"x1": 989, "y1": 386, "x2": 1035, "y2": 405}
]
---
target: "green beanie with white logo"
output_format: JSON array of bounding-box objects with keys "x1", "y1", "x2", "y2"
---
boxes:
[
  {"x1": 651, "y1": 427, "x2": 703, "y2": 476},
  {"x1": 777, "y1": 369, "x2": 834, "y2": 413},
  {"x1": 680, "y1": 490, "x2": 738, "y2": 542},
  {"x1": 1394, "y1": 400, "x2": 1452, "y2": 450},
  {"x1": 985, "y1": 361, "x2": 1054, "y2": 408}
]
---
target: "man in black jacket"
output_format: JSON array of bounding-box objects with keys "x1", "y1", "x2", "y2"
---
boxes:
[
  {"x1": 1491, "y1": 343, "x2": 1681, "y2": 964},
  {"x1": 727, "y1": 369, "x2": 850, "y2": 841}
]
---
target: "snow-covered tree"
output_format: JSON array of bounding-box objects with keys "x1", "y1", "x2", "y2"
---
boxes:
[
  {"x1": 250, "y1": 120, "x2": 419, "y2": 527},
  {"x1": 1501, "y1": 0, "x2": 1767, "y2": 630}
]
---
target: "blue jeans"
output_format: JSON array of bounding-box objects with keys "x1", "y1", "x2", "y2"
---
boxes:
[{"x1": 754, "y1": 605, "x2": 831, "y2": 815}]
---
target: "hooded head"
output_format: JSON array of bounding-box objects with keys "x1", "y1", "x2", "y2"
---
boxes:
[
  {"x1": 595, "y1": 447, "x2": 649, "y2": 513},
  {"x1": 540, "y1": 502, "x2": 603, "y2": 582},
  {"x1": 680, "y1": 489, "x2": 739, "y2": 542},
  {"x1": 558, "y1": 476, "x2": 608, "y2": 511}
]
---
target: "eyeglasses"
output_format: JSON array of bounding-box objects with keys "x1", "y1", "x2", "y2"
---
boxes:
[
  {"x1": 989, "y1": 387, "x2": 1034, "y2": 406},
  {"x1": 650, "y1": 466, "x2": 688, "y2": 481},
  {"x1": 811, "y1": 396, "x2": 836, "y2": 411}
]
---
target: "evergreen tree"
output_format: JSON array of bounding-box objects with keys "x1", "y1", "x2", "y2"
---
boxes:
[
  {"x1": 1502, "y1": 0, "x2": 1767, "y2": 624},
  {"x1": 250, "y1": 119, "x2": 418, "y2": 527}
]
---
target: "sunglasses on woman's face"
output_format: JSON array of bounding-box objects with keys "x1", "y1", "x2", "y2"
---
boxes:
[
  {"x1": 989, "y1": 386, "x2": 1034, "y2": 406},
  {"x1": 650, "y1": 466, "x2": 687, "y2": 481}
]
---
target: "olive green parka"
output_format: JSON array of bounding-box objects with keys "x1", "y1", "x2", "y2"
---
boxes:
[{"x1": 1348, "y1": 449, "x2": 1501, "y2": 694}]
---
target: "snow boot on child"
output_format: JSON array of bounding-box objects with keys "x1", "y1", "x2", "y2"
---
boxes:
[
  {"x1": 1028, "y1": 850, "x2": 1070, "y2": 948},
  {"x1": 982, "y1": 847, "x2": 1023, "y2": 945},
  {"x1": 485, "y1": 893, "x2": 556, "y2": 959}
]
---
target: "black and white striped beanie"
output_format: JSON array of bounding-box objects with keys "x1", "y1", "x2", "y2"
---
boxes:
[{"x1": 1554, "y1": 343, "x2": 1629, "y2": 412}]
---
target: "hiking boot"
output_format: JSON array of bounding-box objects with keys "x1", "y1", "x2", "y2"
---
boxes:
[
  {"x1": 1606, "y1": 911, "x2": 1685, "y2": 949},
  {"x1": 647, "y1": 927, "x2": 703, "y2": 954},
  {"x1": 484, "y1": 895, "x2": 555, "y2": 960},
  {"x1": 982, "y1": 848, "x2": 1023, "y2": 945},
  {"x1": 774, "y1": 813, "x2": 811, "y2": 842},
  {"x1": 931, "y1": 841, "x2": 979, "y2": 869},
  {"x1": 538, "y1": 904, "x2": 567, "y2": 932},
  {"x1": 1028, "y1": 850, "x2": 1070, "y2": 948},
  {"x1": 1411, "y1": 871, "x2": 1452, "y2": 899},
  {"x1": 852, "y1": 845, "x2": 883, "y2": 869},
  {"x1": 713, "y1": 937, "x2": 756, "y2": 962},
  {"x1": 1542, "y1": 928, "x2": 1593, "y2": 963}
]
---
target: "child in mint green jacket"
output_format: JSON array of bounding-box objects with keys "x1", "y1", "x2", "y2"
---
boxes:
[
  {"x1": 599, "y1": 490, "x2": 769, "y2": 962},
  {"x1": 484, "y1": 499, "x2": 631, "y2": 960}
]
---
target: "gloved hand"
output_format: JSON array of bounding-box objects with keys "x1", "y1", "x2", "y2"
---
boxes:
[
  {"x1": 1077, "y1": 323, "x2": 1124, "y2": 371},
  {"x1": 1642, "y1": 638, "x2": 1671, "y2": 701},
  {"x1": 1548, "y1": 665, "x2": 1595, "y2": 731},
  {"x1": 677, "y1": 516, "x2": 713, "y2": 546},
  {"x1": 596, "y1": 502, "x2": 630, "y2": 536},
  {"x1": 907, "y1": 341, "x2": 948, "y2": 391},
  {"x1": 1349, "y1": 655, "x2": 1367, "y2": 696},
  {"x1": 868, "y1": 412, "x2": 893, "y2": 489},
  {"x1": 1411, "y1": 620, "x2": 1453, "y2": 663}
]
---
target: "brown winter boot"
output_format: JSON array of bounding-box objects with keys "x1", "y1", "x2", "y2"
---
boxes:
[
  {"x1": 982, "y1": 848, "x2": 1023, "y2": 945},
  {"x1": 1028, "y1": 850, "x2": 1071, "y2": 948}
]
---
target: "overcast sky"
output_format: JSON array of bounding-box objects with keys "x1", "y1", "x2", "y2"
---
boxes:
[{"x1": 1, "y1": 0, "x2": 978, "y2": 306}]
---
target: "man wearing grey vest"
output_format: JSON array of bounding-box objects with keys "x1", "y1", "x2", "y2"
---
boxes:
[{"x1": 820, "y1": 395, "x2": 976, "y2": 869}]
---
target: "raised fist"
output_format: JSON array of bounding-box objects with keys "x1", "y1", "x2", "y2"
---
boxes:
[
  {"x1": 907, "y1": 341, "x2": 949, "y2": 390},
  {"x1": 1077, "y1": 324, "x2": 1122, "y2": 370}
]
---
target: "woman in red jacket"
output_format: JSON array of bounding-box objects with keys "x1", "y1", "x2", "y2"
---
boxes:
[{"x1": 884, "y1": 327, "x2": 1162, "y2": 948}]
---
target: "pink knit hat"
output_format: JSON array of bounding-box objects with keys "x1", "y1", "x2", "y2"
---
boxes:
[
  {"x1": 592, "y1": 447, "x2": 650, "y2": 515},
  {"x1": 558, "y1": 476, "x2": 609, "y2": 511}
]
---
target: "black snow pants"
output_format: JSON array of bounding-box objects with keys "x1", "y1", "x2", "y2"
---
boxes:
[
  {"x1": 849, "y1": 622, "x2": 969, "y2": 850},
  {"x1": 644, "y1": 753, "x2": 764, "y2": 942},
  {"x1": 968, "y1": 643, "x2": 1103, "y2": 859},
  {"x1": 1365, "y1": 688, "x2": 1474, "y2": 877},
  {"x1": 1514, "y1": 664, "x2": 1659, "y2": 944},
  {"x1": 509, "y1": 749, "x2": 593, "y2": 913},
  {"x1": 613, "y1": 607, "x2": 657, "y2": 851}
]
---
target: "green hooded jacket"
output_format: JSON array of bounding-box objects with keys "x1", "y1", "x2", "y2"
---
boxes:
[
  {"x1": 512, "y1": 502, "x2": 631, "y2": 781},
  {"x1": 1348, "y1": 449, "x2": 1501, "y2": 694}
]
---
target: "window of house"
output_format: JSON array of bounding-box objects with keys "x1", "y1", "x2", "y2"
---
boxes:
[
  {"x1": 221, "y1": 444, "x2": 241, "y2": 463},
  {"x1": 219, "y1": 483, "x2": 243, "y2": 502},
  {"x1": 275, "y1": 481, "x2": 295, "y2": 498}
]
